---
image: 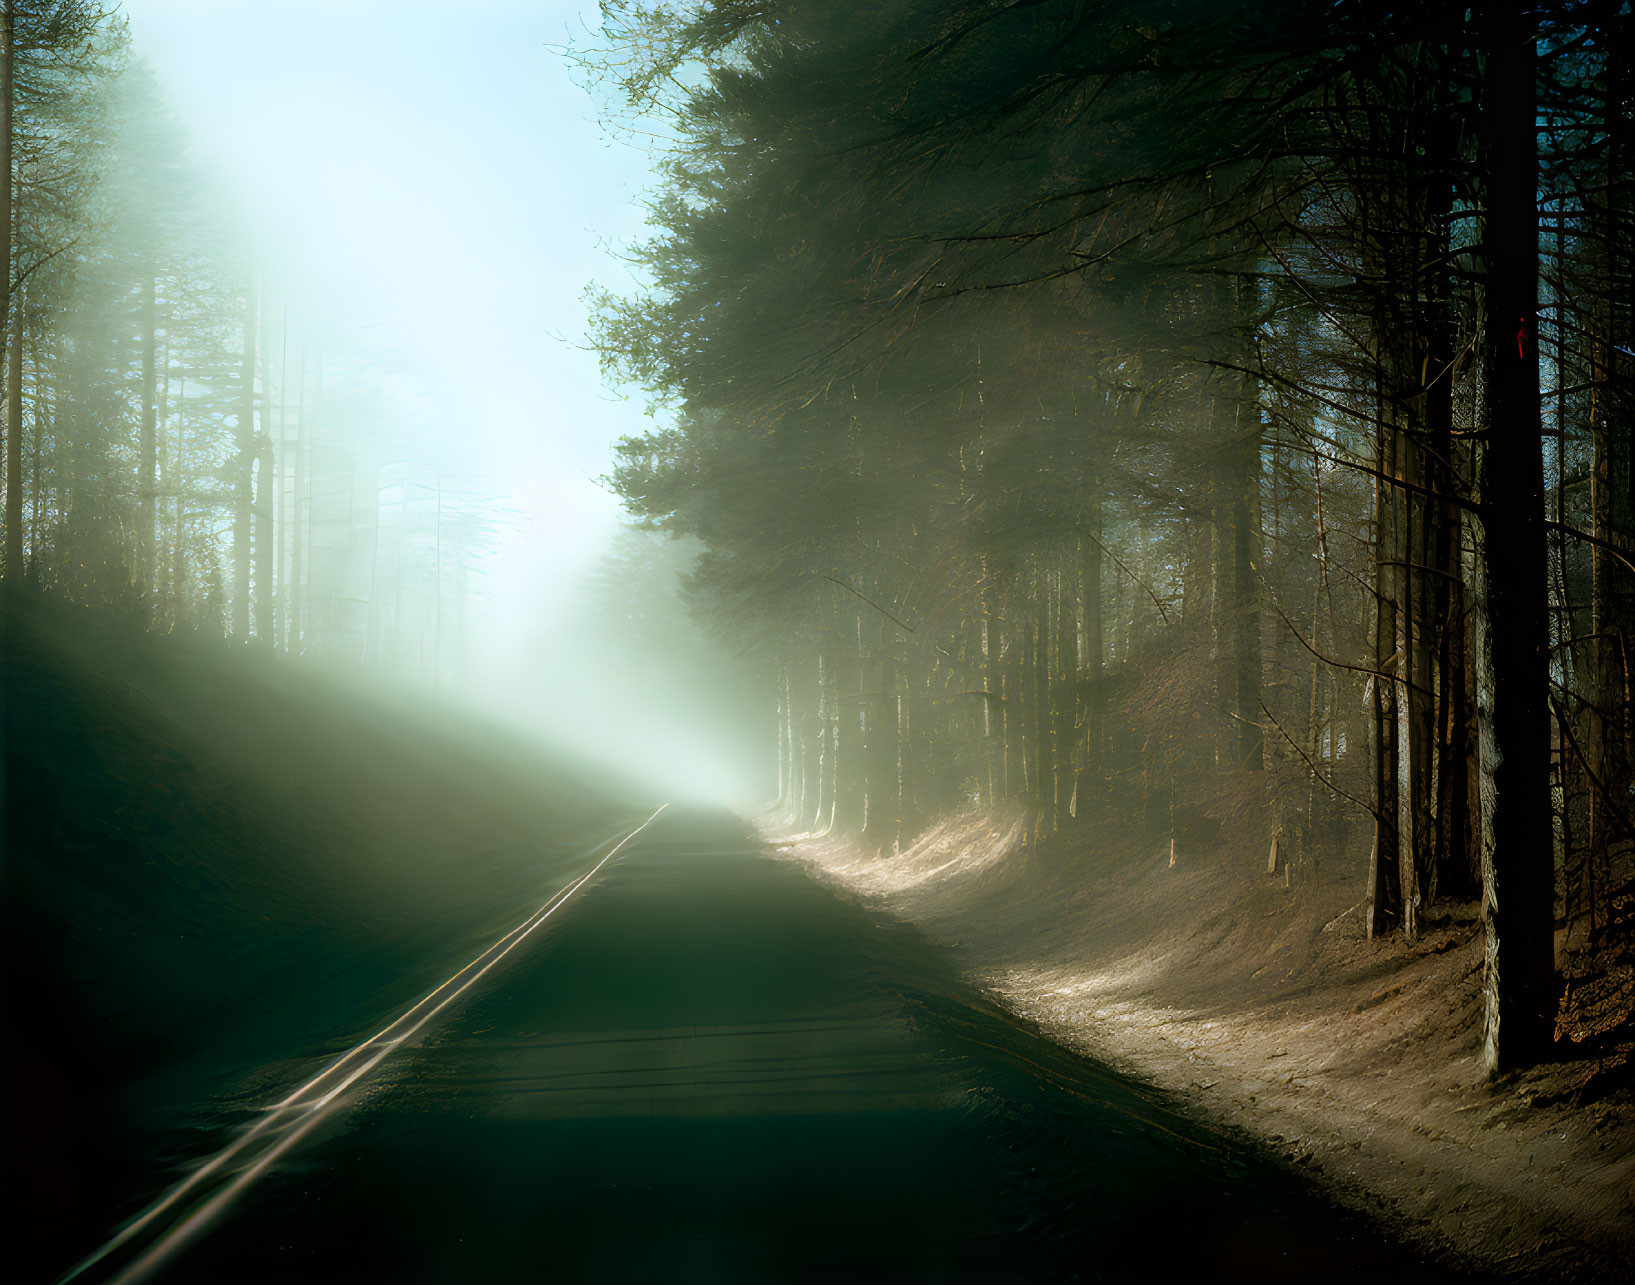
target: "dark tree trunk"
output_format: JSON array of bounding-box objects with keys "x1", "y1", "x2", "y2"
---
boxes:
[
  {"x1": 1369, "y1": 391, "x2": 1403, "y2": 939},
  {"x1": 1475, "y1": 0, "x2": 1557, "y2": 1073},
  {"x1": 1426, "y1": 109, "x2": 1475, "y2": 900},
  {"x1": 1232, "y1": 458, "x2": 1262, "y2": 772},
  {"x1": 1587, "y1": 12, "x2": 1632, "y2": 917},
  {"x1": 1215, "y1": 277, "x2": 1263, "y2": 775}
]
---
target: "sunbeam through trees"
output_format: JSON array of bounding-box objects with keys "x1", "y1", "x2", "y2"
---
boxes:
[{"x1": 3, "y1": 4, "x2": 1634, "y2": 1282}]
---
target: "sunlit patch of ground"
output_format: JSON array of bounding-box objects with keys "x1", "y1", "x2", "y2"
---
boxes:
[
  {"x1": 762, "y1": 806, "x2": 1635, "y2": 1284},
  {"x1": 779, "y1": 807, "x2": 1027, "y2": 897}
]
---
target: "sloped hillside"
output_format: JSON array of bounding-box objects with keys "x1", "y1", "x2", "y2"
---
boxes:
[
  {"x1": 0, "y1": 588, "x2": 639, "y2": 1281},
  {"x1": 772, "y1": 807, "x2": 1635, "y2": 1283}
]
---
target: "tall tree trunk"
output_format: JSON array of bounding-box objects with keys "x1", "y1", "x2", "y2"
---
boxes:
[
  {"x1": 267, "y1": 293, "x2": 284, "y2": 645},
  {"x1": 1476, "y1": 0, "x2": 1557, "y2": 1072},
  {"x1": 157, "y1": 337, "x2": 172, "y2": 622},
  {"x1": 981, "y1": 584, "x2": 998, "y2": 808},
  {"x1": 1033, "y1": 574, "x2": 1053, "y2": 829},
  {"x1": 1427, "y1": 112, "x2": 1474, "y2": 900},
  {"x1": 817, "y1": 652, "x2": 836, "y2": 830},
  {"x1": 1003, "y1": 614, "x2": 1022, "y2": 797},
  {"x1": 1232, "y1": 429, "x2": 1262, "y2": 773},
  {"x1": 776, "y1": 663, "x2": 789, "y2": 808},
  {"x1": 5, "y1": 282, "x2": 20, "y2": 579},
  {"x1": 139, "y1": 276, "x2": 158, "y2": 594},
  {"x1": 1369, "y1": 388, "x2": 1403, "y2": 939},
  {"x1": 904, "y1": 670, "x2": 917, "y2": 840},
  {"x1": 173, "y1": 375, "x2": 187, "y2": 624},
  {"x1": 1054, "y1": 550, "x2": 1076, "y2": 830},
  {"x1": 1083, "y1": 492, "x2": 1104, "y2": 809},
  {"x1": 1213, "y1": 277, "x2": 1264, "y2": 775},
  {"x1": 1400, "y1": 403, "x2": 1428, "y2": 940},
  {"x1": 811, "y1": 651, "x2": 831, "y2": 830},
  {"x1": 1400, "y1": 209, "x2": 1436, "y2": 935},
  {"x1": 288, "y1": 340, "x2": 306, "y2": 649},
  {"x1": 834, "y1": 612, "x2": 866, "y2": 832},
  {"x1": 1019, "y1": 614, "x2": 1037, "y2": 802},
  {"x1": 797, "y1": 655, "x2": 813, "y2": 821},
  {"x1": 233, "y1": 275, "x2": 256, "y2": 638},
  {"x1": 0, "y1": 9, "x2": 15, "y2": 579},
  {"x1": 253, "y1": 431, "x2": 274, "y2": 642},
  {"x1": 863, "y1": 617, "x2": 900, "y2": 852},
  {"x1": 306, "y1": 344, "x2": 323, "y2": 643},
  {"x1": 1587, "y1": 14, "x2": 1631, "y2": 923},
  {"x1": 28, "y1": 337, "x2": 40, "y2": 558},
  {"x1": 253, "y1": 287, "x2": 275, "y2": 644}
]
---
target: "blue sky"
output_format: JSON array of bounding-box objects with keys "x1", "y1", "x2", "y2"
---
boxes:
[
  {"x1": 126, "y1": 0, "x2": 661, "y2": 616},
  {"x1": 122, "y1": 3, "x2": 761, "y2": 800}
]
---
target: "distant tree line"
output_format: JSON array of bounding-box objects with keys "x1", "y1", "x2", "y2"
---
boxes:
[
  {"x1": 0, "y1": 1, "x2": 479, "y2": 678},
  {"x1": 586, "y1": 0, "x2": 1634, "y2": 1072}
]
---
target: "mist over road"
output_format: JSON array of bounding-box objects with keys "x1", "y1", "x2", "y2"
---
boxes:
[{"x1": 72, "y1": 808, "x2": 1458, "y2": 1284}]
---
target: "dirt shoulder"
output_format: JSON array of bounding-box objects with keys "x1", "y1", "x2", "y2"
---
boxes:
[{"x1": 761, "y1": 807, "x2": 1635, "y2": 1283}]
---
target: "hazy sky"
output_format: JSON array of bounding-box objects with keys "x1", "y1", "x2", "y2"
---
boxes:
[
  {"x1": 122, "y1": 3, "x2": 764, "y2": 801},
  {"x1": 126, "y1": 0, "x2": 659, "y2": 615}
]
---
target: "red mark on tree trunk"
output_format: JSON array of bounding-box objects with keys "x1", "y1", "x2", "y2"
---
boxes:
[{"x1": 1516, "y1": 315, "x2": 1528, "y2": 359}]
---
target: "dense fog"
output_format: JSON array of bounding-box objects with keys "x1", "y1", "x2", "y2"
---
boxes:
[{"x1": 41, "y1": 1, "x2": 770, "y2": 802}]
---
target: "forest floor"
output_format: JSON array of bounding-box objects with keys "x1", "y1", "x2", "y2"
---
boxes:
[{"x1": 764, "y1": 806, "x2": 1635, "y2": 1283}]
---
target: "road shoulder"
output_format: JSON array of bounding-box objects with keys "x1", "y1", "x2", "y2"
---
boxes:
[{"x1": 761, "y1": 807, "x2": 1635, "y2": 1284}]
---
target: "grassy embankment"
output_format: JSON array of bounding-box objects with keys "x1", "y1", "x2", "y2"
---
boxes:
[{"x1": 1, "y1": 588, "x2": 638, "y2": 1281}]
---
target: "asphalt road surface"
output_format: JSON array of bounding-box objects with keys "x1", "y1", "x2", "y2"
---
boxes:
[{"x1": 73, "y1": 807, "x2": 1460, "y2": 1283}]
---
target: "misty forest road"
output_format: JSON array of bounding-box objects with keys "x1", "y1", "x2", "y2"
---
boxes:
[{"x1": 85, "y1": 808, "x2": 1457, "y2": 1284}]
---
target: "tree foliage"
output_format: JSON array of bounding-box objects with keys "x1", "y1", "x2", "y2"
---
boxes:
[{"x1": 589, "y1": 0, "x2": 1635, "y2": 1072}]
